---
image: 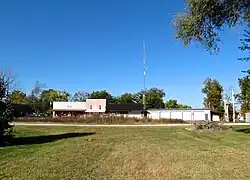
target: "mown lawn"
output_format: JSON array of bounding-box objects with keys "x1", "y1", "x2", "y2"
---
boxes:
[{"x1": 1, "y1": 126, "x2": 250, "y2": 180}]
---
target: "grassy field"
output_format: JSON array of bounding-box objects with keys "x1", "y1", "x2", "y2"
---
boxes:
[{"x1": 1, "y1": 126, "x2": 250, "y2": 180}]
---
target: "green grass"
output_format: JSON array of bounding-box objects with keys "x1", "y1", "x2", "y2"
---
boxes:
[{"x1": 1, "y1": 126, "x2": 250, "y2": 180}]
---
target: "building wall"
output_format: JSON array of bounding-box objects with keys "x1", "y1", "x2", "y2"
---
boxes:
[
  {"x1": 127, "y1": 110, "x2": 143, "y2": 119},
  {"x1": 53, "y1": 102, "x2": 86, "y2": 111},
  {"x1": 147, "y1": 109, "x2": 211, "y2": 121},
  {"x1": 212, "y1": 115, "x2": 220, "y2": 121},
  {"x1": 85, "y1": 99, "x2": 106, "y2": 113}
]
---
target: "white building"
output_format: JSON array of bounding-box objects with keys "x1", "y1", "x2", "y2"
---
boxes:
[
  {"x1": 147, "y1": 109, "x2": 220, "y2": 121},
  {"x1": 52, "y1": 99, "x2": 106, "y2": 117}
]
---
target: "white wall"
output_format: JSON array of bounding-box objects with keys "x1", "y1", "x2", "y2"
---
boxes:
[
  {"x1": 53, "y1": 102, "x2": 86, "y2": 111},
  {"x1": 193, "y1": 110, "x2": 209, "y2": 121},
  {"x1": 148, "y1": 111, "x2": 161, "y2": 119},
  {"x1": 182, "y1": 111, "x2": 192, "y2": 121},
  {"x1": 212, "y1": 115, "x2": 220, "y2": 121},
  {"x1": 127, "y1": 110, "x2": 143, "y2": 118},
  {"x1": 147, "y1": 109, "x2": 211, "y2": 121}
]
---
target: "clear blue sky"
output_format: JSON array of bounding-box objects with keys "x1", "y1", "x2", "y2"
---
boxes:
[{"x1": 0, "y1": 0, "x2": 248, "y2": 107}]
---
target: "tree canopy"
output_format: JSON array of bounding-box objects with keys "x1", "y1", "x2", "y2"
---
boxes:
[
  {"x1": 115, "y1": 93, "x2": 135, "y2": 104},
  {"x1": 88, "y1": 90, "x2": 115, "y2": 103},
  {"x1": 237, "y1": 75, "x2": 250, "y2": 116},
  {"x1": 135, "y1": 88, "x2": 165, "y2": 109},
  {"x1": 0, "y1": 74, "x2": 13, "y2": 143},
  {"x1": 173, "y1": 0, "x2": 250, "y2": 52},
  {"x1": 72, "y1": 91, "x2": 89, "y2": 102},
  {"x1": 9, "y1": 90, "x2": 27, "y2": 104},
  {"x1": 165, "y1": 99, "x2": 192, "y2": 109},
  {"x1": 202, "y1": 78, "x2": 224, "y2": 112}
]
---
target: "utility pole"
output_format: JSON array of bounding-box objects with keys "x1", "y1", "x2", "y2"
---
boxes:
[
  {"x1": 232, "y1": 88, "x2": 235, "y2": 123},
  {"x1": 143, "y1": 41, "x2": 147, "y2": 112}
]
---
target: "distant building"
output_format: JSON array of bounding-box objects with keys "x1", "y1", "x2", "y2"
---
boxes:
[
  {"x1": 85, "y1": 99, "x2": 106, "y2": 113},
  {"x1": 147, "y1": 108, "x2": 220, "y2": 121},
  {"x1": 52, "y1": 99, "x2": 145, "y2": 118},
  {"x1": 52, "y1": 100, "x2": 220, "y2": 121},
  {"x1": 52, "y1": 99, "x2": 106, "y2": 117},
  {"x1": 106, "y1": 103, "x2": 144, "y2": 118},
  {"x1": 12, "y1": 104, "x2": 34, "y2": 117},
  {"x1": 52, "y1": 101, "x2": 87, "y2": 117}
]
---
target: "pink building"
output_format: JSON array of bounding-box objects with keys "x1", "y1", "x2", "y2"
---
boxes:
[{"x1": 85, "y1": 99, "x2": 106, "y2": 113}]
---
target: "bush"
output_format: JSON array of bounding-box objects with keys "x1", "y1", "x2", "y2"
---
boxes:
[
  {"x1": 14, "y1": 116, "x2": 186, "y2": 124},
  {"x1": 0, "y1": 78, "x2": 13, "y2": 143},
  {"x1": 193, "y1": 121, "x2": 226, "y2": 132}
]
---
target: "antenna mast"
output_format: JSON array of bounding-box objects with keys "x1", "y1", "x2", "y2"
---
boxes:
[
  {"x1": 143, "y1": 41, "x2": 147, "y2": 111},
  {"x1": 232, "y1": 88, "x2": 235, "y2": 123}
]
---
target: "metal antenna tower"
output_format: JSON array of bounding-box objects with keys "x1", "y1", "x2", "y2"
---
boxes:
[{"x1": 143, "y1": 41, "x2": 147, "y2": 111}]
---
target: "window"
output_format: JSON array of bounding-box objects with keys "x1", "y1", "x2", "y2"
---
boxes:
[
  {"x1": 90, "y1": 105, "x2": 92, "y2": 109},
  {"x1": 99, "y1": 105, "x2": 101, "y2": 110}
]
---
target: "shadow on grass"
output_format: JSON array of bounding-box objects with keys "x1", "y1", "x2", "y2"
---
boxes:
[
  {"x1": 1, "y1": 132, "x2": 96, "y2": 147},
  {"x1": 234, "y1": 128, "x2": 250, "y2": 134}
]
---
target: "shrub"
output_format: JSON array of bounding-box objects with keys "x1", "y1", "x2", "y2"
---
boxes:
[
  {"x1": 0, "y1": 78, "x2": 13, "y2": 143},
  {"x1": 193, "y1": 121, "x2": 226, "y2": 132}
]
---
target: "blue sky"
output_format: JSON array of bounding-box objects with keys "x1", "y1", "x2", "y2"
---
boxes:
[{"x1": 0, "y1": 0, "x2": 248, "y2": 107}]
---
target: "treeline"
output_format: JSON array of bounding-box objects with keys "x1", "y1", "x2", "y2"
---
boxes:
[{"x1": 9, "y1": 82, "x2": 191, "y2": 116}]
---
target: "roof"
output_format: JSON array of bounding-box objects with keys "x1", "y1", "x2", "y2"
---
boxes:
[
  {"x1": 12, "y1": 104, "x2": 34, "y2": 112},
  {"x1": 106, "y1": 103, "x2": 143, "y2": 111},
  {"x1": 147, "y1": 108, "x2": 210, "y2": 112}
]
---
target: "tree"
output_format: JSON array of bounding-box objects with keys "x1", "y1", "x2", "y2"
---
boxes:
[
  {"x1": 178, "y1": 104, "x2": 192, "y2": 109},
  {"x1": 173, "y1": 0, "x2": 250, "y2": 52},
  {"x1": 0, "y1": 70, "x2": 17, "y2": 93},
  {"x1": 202, "y1": 78, "x2": 224, "y2": 112},
  {"x1": 239, "y1": 30, "x2": 250, "y2": 61},
  {"x1": 0, "y1": 74, "x2": 13, "y2": 143},
  {"x1": 39, "y1": 89, "x2": 70, "y2": 115},
  {"x1": 135, "y1": 88, "x2": 165, "y2": 109},
  {"x1": 9, "y1": 90, "x2": 27, "y2": 104},
  {"x1": 165, "y1": 99, "x2": 179, "y2": 108},
  {"x1": 165, "y1": 99, "x2": 191, "y2": 109},
  {"x1": 165, "y1": 99, "x2": 192, "y2": 109},
  {"x1": 26, "y1": 81, "x2": 45, "y2": 114},
  {"x1": 115, "y1": 93, "x2": 136, "y2": 104},
  {"x1": 72, "y1": 91, "x2": 89, "y2": 102},
  {"x1": 89, "y1": 90, "x2": 115, "y2": 103},
  {"x1": 237, "y1": 74, "x2": 250, "y2": 117}
]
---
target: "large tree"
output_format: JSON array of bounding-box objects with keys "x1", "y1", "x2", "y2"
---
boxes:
[
  {"x1": 239, "y1": 30, "x2": 250, "y2": 61},
  {"x1": 237, "y1": 73, "x2": 250, "y2": 117},
  {"x1": 72, "y1": 91, "x2": 89, "y2": 102},
  {"x1": 89, "y1": 90, "x2": 115, "y2": 103},
  {"x1": 165, "y1": 99, "x2": 192, "y2": 109},
  {"x1": 173, "y1": 0, "x2": 250, "y2": 52},
  {"x1": 115, "y1": 93, "x2": 136, "y2": 104},
  {"x1": 26, "y1": 81, "x2": 45, "y2": 114},
  {"x1": 135, "y1": 88, "x2": 165, "y2": 109},
  {"x1": 39, "y1": 89, "x2": 70, "y2": 115},
  {"x1": 9, "y1": 90, "x2": 27, "y2": 104},
  {"x1": 0, "y1": 74, "x2": 13, "y2": 143},
  {"x1": 202, "y1": 78, "x2": 224, "y2": 112}
]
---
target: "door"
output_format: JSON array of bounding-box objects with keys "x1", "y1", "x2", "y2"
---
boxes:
[{"x1": 205, "y1": 114, "x2": 209, "y2": 121}]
